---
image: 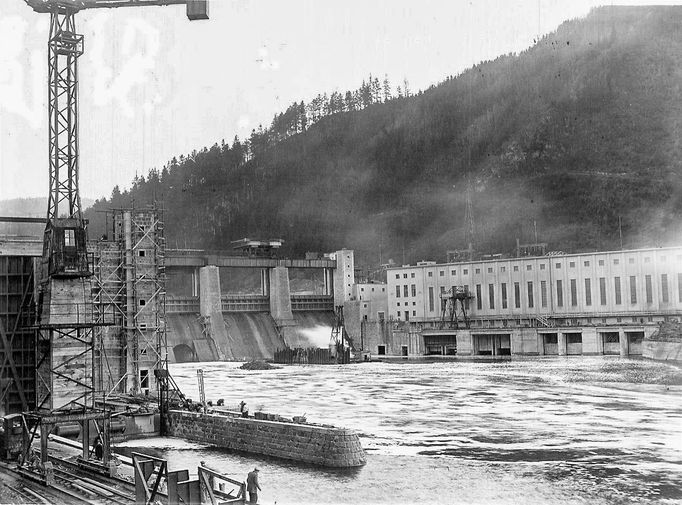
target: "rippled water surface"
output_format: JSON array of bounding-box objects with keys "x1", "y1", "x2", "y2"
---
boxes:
[{"x1": 120, "y1": 357, "x2": 682, "y2": 504}]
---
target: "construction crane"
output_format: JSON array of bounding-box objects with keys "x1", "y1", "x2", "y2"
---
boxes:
[
  {"x1": 20, "y1": 0, "x2": 208, "y2": 482},
  {"x1": 24, "y1": 0, "x2": 207, "y2": 278}
]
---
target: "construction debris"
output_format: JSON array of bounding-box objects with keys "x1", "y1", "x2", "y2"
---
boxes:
[{"x1": 239, "y1": 361, "x2": 280, "y2": 371}]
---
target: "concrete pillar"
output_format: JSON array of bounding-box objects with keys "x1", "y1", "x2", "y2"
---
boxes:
[
  {"x1": 123, "y1": 211, "x2": 138, "y2": 394},
  {"x1": 558, "y1": 333, "x2": 567, "y2": 356},
  {"x1": 456, "y1": 331, "x2": 473, "y2": 356},
  {"x1": 619, "y1": 329, "x2": 628, "y2": 357},
  {"x1": 199, "y1": 266, "x2": 222, "y2": 316},
  {"x1": 260, "y1": 269, "x2": 269, "y2": 296},
  {"x1": 269, "y1": 266, "x2": 293, "y2": 321},
  {"x1": 582, "y1": 327, "x2": 600, "y2": 355},
  {"x1": 333, "y1": 249, "x2": 354, "y2": 306},
  {"x1": 269, "y1": 266, "x2": 299, "y2": 347},
  {"x1": 192, "y1": 267, "x2": 200, "y2": 297},
  {"x1": 537, "y1": 333, "x2": 545, "y2": 355},
  {"x1": 198, "y1": 266, "x2": 227, "y2": 360},
  {"x1": 323, "y1": 268, "x2": 333, "y2": 296}
]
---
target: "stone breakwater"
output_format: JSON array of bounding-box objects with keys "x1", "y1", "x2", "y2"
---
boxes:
[{"x1": 165, "y1": 410, "x2": 366, "y2": 468}]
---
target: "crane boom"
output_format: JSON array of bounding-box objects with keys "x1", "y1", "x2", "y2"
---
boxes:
[{"x1": 25, "y1": 0, "x2": 208, "y2": 19}]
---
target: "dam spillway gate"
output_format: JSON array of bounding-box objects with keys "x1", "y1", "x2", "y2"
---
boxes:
[{"x1": 164, "y1": 249, "x2": 354, "y2": 363}]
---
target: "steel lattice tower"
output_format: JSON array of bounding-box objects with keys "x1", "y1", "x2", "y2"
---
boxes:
[{"x1": 47, "y1": 4, "x2": 84, "y2": 225}]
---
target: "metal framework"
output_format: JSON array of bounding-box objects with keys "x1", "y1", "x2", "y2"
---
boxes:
[
  {"x1": 93, "y1": 207, "x2": 167, "y2": 399},
  {"x1": 132, "y1": 452, "x2": 245, "y2": 505},
  {"x1": 46, "y1": 4, "x2": 83, "y2": 225},
  {"x1": 440, "y1": 286, "x2": 473, "y2": 330},
  {"x1": 0, "y1": 257, "x2": 36, "y2": 415},
  {"x1": 17, "y1": 0, "x2": 207, "y2": 484},
  {"x1": 329, "y1": 305, "x2": 351, "y2": 364},
  {"x1": 41, "y1": 4, "x2": 91, "y2": 279}
]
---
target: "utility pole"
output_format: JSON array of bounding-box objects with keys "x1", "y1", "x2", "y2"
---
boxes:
[{"x1": 464, "y1": 175, "x2": 475, "y2": 260}]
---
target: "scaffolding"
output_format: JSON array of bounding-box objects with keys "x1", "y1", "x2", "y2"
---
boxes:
[
  {"x1": 92, "y1": 206, "x2": 167, "y2": 400},
  {"x1": 0, "y1": 256, "x2": 36, "y2": 415}
]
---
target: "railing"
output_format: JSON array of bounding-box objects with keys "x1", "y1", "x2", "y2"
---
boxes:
[
  {"x1": 166, "y1": 297, "x2": 200, "y2": 313},
  {"x1": 221, "y1": 294, "x2": 269, "y2": 312},
  {"x1": 39, "y1": 300, "x2": 118, "y2": 328},
  {"x1": 132, "y1": 452, "x2": 246, "y2": 505},
  {"x1": 290, "y1": 294, "x2": 333, "y2": 311}
]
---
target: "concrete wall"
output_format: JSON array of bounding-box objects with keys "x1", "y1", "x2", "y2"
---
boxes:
[
  {"x1": 165, "y1": 410, "x2": 366, "y2": 468},
  {"x1": 366, "y1": 323, "x2": 423, "y2": 356},
  {"x1": 643, "y1": 340, "x2": 682, "y2": 361},
  {"x1": 332, "y1": 249, "x2": 355, "y2": 306},
  {"x1": 375, "y1": 324, "x2": 661, "y2": 358},
  {"x1": 350, "y1": 282, "x2": 388, "y2": 321},
  {"x1": 38, "y1": 278, "x2": 93, "y2": 411}
]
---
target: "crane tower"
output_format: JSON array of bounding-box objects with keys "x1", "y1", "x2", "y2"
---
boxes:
[{"x1": 21, "y1": 0, "x2": 208, "y2": 482}]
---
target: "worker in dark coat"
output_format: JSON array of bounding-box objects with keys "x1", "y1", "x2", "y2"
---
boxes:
[
  {"x1": 246, "y1": 468, "x2": 261, "y2": 503},
  {"x1": 93, "y1": 436, "x2": 103, "y2": 460}
]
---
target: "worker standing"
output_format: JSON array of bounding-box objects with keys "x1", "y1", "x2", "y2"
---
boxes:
[
  {"x1": 93, "y1": 436, "x2": 103, "y2": 460},
  {"x1": 246, "y1": 467, "x2": 261, "y2": 503}
]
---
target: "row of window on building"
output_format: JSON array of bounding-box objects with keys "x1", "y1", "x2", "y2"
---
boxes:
[
  {"x1": 395, "y1": 254, "x2": 682, "y2": 280},
  {"x1": 394, "y1": 273, "x2": 682, "y2": 313}
]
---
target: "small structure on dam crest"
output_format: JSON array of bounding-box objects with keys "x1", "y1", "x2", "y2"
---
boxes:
[{"x1": 165, "y1": 409, "x2": 367, "y2": 468}]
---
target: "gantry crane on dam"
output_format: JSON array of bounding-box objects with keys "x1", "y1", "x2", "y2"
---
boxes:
[{"x1": 12, "y1": 0, "x2": 209, "y2": 484}]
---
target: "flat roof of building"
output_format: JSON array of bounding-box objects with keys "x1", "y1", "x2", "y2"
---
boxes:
[{"x1": 386, "y1": 245, "x2": 682, "y2": 270}]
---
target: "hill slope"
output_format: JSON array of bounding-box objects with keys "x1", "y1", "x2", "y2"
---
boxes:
[{"x1": 87, "y1": 6, "x2": 682, "y2": 265}]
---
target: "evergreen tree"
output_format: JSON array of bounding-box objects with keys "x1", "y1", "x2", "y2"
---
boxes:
[
  {"x1": 344, "y1": 90, "x2": 354, "y2": 111},
  {"x1": 383, "y1": 75, "x2": 391, "y2": 102}
]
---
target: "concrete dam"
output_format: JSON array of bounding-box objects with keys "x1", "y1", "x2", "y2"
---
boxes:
[
  {"x1": 164, "y1": 249, "x2": 353, "y2": 363},
  {"x1": 166, "y1": 311, "x2": 337, "y2": 363}
]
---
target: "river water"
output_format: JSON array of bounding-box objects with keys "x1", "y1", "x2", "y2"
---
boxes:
[{"x1": 118, "y1": 357, "x2": 682, "y2": 505}]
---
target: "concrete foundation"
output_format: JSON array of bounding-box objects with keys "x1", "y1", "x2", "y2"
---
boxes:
[
  {"x1": 374, "y1": 323, "x2": 664, "y2": 359},
  {"x1": 166, "y1": 410, "x2": 366, "y2": 468}
]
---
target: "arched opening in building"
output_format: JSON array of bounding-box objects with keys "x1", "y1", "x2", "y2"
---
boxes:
[{"x1": 173, "y1": 344, "x2": 196, "y2": 363}]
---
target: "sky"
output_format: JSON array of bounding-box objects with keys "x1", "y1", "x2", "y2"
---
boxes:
[{"x1": 0, "y1": 0, "x2": 678, "y2": 201}]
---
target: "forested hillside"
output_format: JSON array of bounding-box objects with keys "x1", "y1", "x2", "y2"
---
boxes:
[{"x1": 86, "y1": 6, "x2": 682, "y2": 266}]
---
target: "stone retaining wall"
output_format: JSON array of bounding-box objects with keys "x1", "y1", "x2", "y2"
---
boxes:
[
  {"x1": 165, "y1": 410, "x2": 366, "y2": 468},
  {"x1": 643, "y1": 340, "x2": 682, "y2": 362}
]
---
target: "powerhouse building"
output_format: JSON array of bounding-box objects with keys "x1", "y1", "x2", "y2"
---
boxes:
[{"x1": 383, "y1": 246, "x2": 682, "y2": 357}]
